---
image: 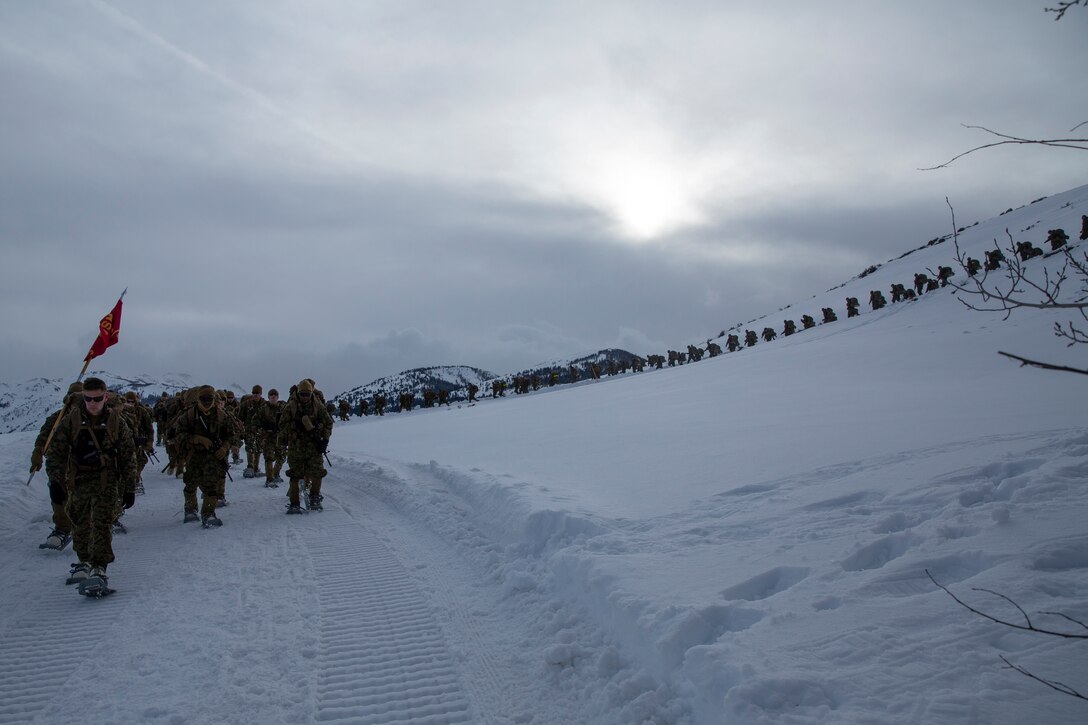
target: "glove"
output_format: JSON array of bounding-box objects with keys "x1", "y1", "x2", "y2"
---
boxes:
[
  {"x1": 123, "y1": 489, "x2": 136, "y2": 509},
  {"x1": 30, "y1": 450, "x2": 43, "y2": 473},
  {"x1": 214, "y1": 445, "x2": 230, "y2": 460},
  {"x1": 192, "y1": 435, "x2": 214, "y2": 450}
]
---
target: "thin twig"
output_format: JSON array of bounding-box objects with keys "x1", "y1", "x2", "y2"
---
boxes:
[
  {"x1": 997, "y1": 351, "x2": 1088, "y2": 376},
  {"x1": 926, "y1": 570, "x2": 1088, "y2": 638},
  {"x1": 921, "y1": 124, "x2": 1088, "y2": 170},
  {"x1": 1001, "y1": 656, "x2": 1088, "y2": 701}
]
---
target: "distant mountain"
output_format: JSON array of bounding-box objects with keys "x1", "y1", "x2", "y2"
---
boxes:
[
  {"x1": 0, "y1": 372, "x2": 240, "y2": 434},
  {"x1": 334, "y1": 350, "x2": 647, "y2": 408},
  {"x1": 335, "y1": 366, "x2": 497, "y2": 407},
  {"x1": 503, "y1": 349, "x2": 644, "y2": 386}
]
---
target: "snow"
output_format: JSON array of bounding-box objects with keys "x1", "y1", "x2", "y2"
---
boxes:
[{"x1": 1, "y1": 186, "x2": 1087, "y2": 723}]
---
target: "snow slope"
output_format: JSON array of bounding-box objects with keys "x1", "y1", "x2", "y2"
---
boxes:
[{"x1": 0, "y1": 185, "x2": 1086, "y2": 724}]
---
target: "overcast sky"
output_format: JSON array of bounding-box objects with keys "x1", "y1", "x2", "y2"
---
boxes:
[{"x1": 1, "y1": 0, "x2": 1085, "y2": 395}]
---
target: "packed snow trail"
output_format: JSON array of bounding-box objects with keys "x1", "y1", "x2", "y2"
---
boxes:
[{"x1": 0, "y1": 447, "x2": 649, "y2": 725}]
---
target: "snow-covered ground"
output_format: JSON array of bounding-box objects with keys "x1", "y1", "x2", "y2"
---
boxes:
[{"x1": 1, "y1": 187, "x2": 1086, "y2": 724}]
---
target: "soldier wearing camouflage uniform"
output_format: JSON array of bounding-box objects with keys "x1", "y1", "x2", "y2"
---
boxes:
[
  {"x1": 30, "y1": 381, "x2": 84, "y2": 551},
  {"x1": 174, "y1": 385, "x2": 238, "y2": 527},
  {"x1": 153, "y1": 392, "x2": 170, "y2": 446},
  {"x1": 46, "y1": 377, "x2": 136, "y2": 594},
  {"x1": 280, "y1": 379, "x2": 334, "y2": 514},
  {"x1": 224, "y1": 389, "x2": 243, "y2": 464},
  {"x1": 124, "y1": 391, "x2": 155, "y2": 490},
  {"x1": 240, "y1": 385, "x2": 265, "y2": 478},
  {"x1": 260, "y1": 389, "x2": 287, "y2": 488},
  {"x1": 219, "y1": 393, "x2": 245, "y2": 506}
]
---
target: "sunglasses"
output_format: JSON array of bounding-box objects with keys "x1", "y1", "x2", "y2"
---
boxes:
[
  {"x1": 298, "y1": 391, "x2": 312, "y2": 398},
  {"x1": 199, "y1": 395, "x2": 215, "y2": 404},
  {"x1": 83, "y1": 394, "x2": 105, "y2": 403}
]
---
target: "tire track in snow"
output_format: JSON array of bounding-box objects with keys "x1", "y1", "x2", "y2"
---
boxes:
[{"x1": 300, "y1": 515, "x2": 473, "y2": 724}]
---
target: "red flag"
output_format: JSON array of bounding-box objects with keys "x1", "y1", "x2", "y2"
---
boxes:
[{"x1": 84, "y1": 295, "x2": 124, "y2": 362}]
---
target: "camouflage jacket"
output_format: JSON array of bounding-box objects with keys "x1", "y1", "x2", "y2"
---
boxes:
[
  {"x1": 47, "y1": 402, "x2": 137, "y2": 494},
  {"x1": 278, "y1": 396, "x2": 334, "y2": 454},
  {"x1": 174, "y1": 406, "x2": 239, "y2": 461}
]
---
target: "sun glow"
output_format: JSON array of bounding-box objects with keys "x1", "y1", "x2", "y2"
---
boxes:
[{"x1": 591, "y1": 157, "x2": 704, "y2": 240}]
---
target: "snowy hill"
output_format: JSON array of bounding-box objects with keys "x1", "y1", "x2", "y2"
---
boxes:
[
  {"x1": 0, "y1": 371, "x2": 220, "y2": 434},
  {"x1": 0, "y1": 185, "x2": 1086, "y2": 724},
  {"x1": 335, "y1": 365, "x2": 497, "y2": 406}
]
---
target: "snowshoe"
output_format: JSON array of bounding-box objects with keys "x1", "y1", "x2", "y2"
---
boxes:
[
  {"x1": 111, "y1": 519, "x2": 128, "y2": 535},
  {"x1": 285, "y1": 504, "x2": 305, "y2": 515},
  {"x1": 308, "y1": 495, "x2": 323, "y2": 511},
  {"x1": 264, "y1": 480, "x2": 279, "y2": 489},
  {"x1": 78, "y1": 567, "x2": 114, "y2": 598},
  {"x1": 183, "y1": 509, "x2": 201, "y2": 523},
  {"x1": 136, "y1": 482, "x2": 145, "y2": 495},
  {"x1": 217, "y1": 497, "x2": 229, "y2": 508},
  {"x1": 201, "y1": 514, "x2": 223, "y2": 529},
  {"x1": 40, "y1": 529, "x2": 72, "y2": 551},
  {"x1": 66, "y1": 562, "x2": 90, "y2": 585},
  {"x1": 242, "y1": 467, "x2": 256, "y2": 479},
  {"x1": 273, "y1": 475, "x2": 284, "y2": 484}
]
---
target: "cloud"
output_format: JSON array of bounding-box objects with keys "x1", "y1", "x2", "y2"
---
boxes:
[{"x1": 1, "y1": 1, "x2": 1085, "y2": 394}]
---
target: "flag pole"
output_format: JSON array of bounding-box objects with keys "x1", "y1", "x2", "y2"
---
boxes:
[{"x1": 27, "y1": 288, "x2": 127, "y2": 486}]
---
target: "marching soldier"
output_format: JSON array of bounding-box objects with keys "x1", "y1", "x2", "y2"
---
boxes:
[
  {"x1": 31, "y1": 382, "x2": 83, "y2": 551},
  {"x1": 821, "y1": 308, "x2": 837, "y2": 324},
  {"x1": 1047, "y1": 228, "x2": 1068, "y2": 251},
  {"x1": 358, "y1": 397, "x2": 369, "y2": 416},
  {"x1": 174, "y1": 385, "x2": 237, "y2": 527},
  {"x1": 782, "y1": 320, "x2": 797, "y2": 336},
  {"x1": 762, "y1": 327, "x2": 777, "y2": 342},
  {"x1": 153, "y1": 391, "x2": 170, "y2": 446},
  {"x1": 846, "y1": 297, "x2": 860, "y2": 317},
  {"x1": 801, "y1": 315, "x2": 816, "y2": 329},
  {"x1": 965, "y1": 257, "x2": 981, "y2": 276},
  {"x1": 240, "y1": 386, "x2": 265, "y2": 478},
  {"x1": 279, "y1": 379, "x2": 334, "y2": 514},
  {"x1": 913, "y1": 273, "x2": 929, "y2": 296},
  {"x1": 261, "y1": 389, "x2": 286, "y2": 487},
  {"x1": 123, "y1": 391, "x2": 154, "y2": 493},
  {"x1": 374, "y1": 393, "x2": 387, "y2": 416},
  {"x1": 47, "y1": 377, "x2": 136, "y2": 595},
  {"x1": 745, "y1": 330, "x2": 758, "y2": 347}
]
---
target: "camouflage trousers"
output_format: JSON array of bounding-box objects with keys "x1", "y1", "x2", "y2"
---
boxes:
[
  {"x1": 183, "y1": 452, "x2": 226, "y2": 516},
  {"x1": 48, "y1": 479, "x2": 72, "y2": 534},
  {"x1": 286, "y1": 448, "x2": 326, "y2": 506},
  {"x1": 66, "y1": 470, "x2": 119, "y2": 567},
  {"x1": 245, "y1": 431, "x2": 265, "y2": 471},
  {"x1": 263, "y1": 439, "x2": 284, "y2": 481}
]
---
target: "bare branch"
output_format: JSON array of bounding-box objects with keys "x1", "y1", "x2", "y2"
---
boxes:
[
  {"x1": 921, "y1": 124, "x2": 1088, "y2": 171},
  {"x1": 927, "y1": 570, "x2": 1088, "y2": 637},
  {"x1": 1045, "y1": 0, "x2": 1086, "y2": 22},
  {"x1": 1001, "y1": 656, "x2": 1088, "y2": 701},
  {"x1": 1039, "y1": 611, "x2": 1088, "y2": 632},
  {"x1": 997, "y1": 351, "x2": 1088, "y2": 376}
]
